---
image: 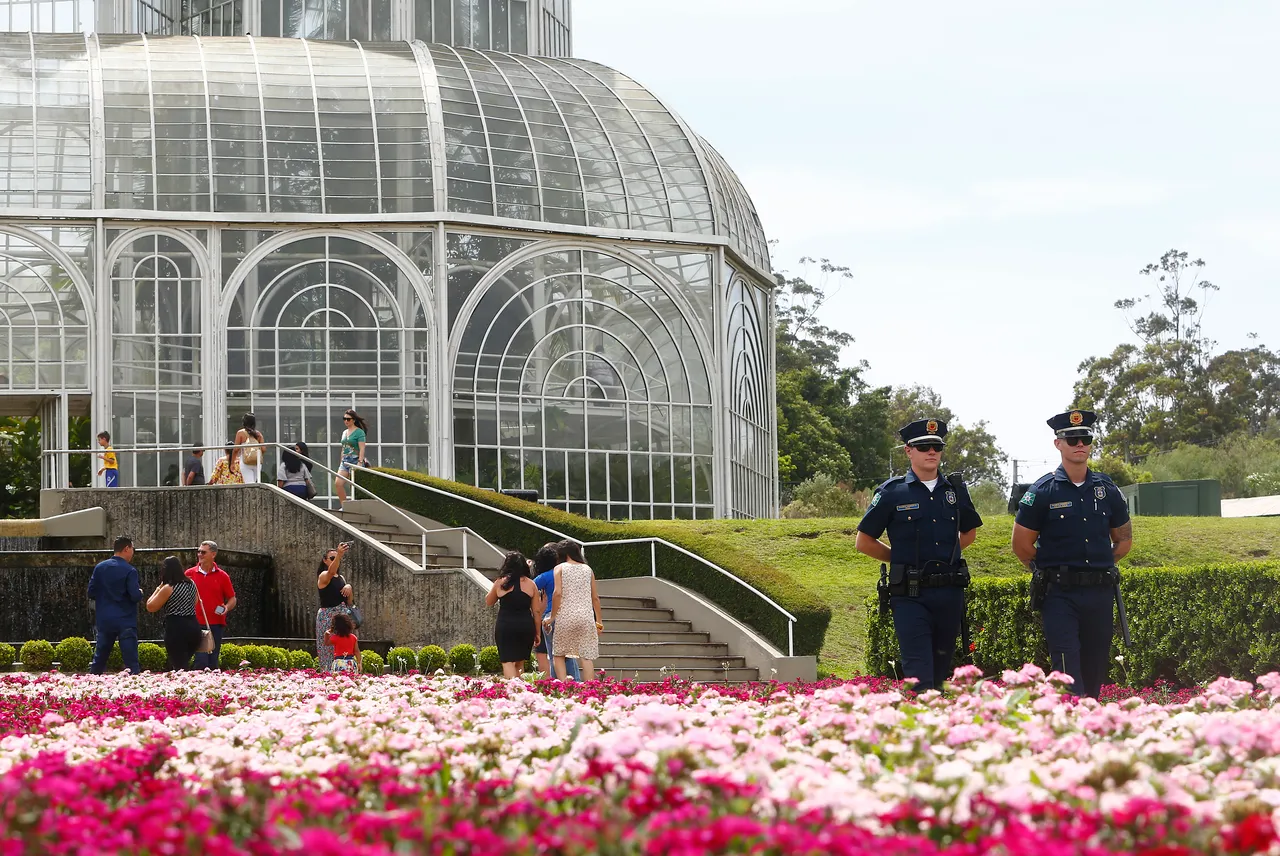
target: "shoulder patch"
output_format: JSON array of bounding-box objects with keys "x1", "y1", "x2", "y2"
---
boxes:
[
  {"x1": 869, "y1": 492, "x2": 881, "y2": 508},
  {"x1": 1019, "y1": 491, "x2": 1036, "y2": 507}
]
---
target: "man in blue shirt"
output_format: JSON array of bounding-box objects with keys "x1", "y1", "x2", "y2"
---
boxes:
[
  {"x1": 531, "y1": 543, "x2": 581, "y2": 680},
  {"x1": 856, "y1": 419, "x2": 983, "y2": 691},
  {"x1": 1012, "y1": 409, "x2": 1134, "y2": 698},
  {"x1": 88, "y1": 535, "x2": 143, "y2": 674}
]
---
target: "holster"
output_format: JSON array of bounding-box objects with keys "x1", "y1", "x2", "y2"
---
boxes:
[
  {"x1": 886, "y1": 564, "x2": 908, "y2": 597},
  {"x1": 877, "y1": 564, "x2": 891, "y2": 616},
  {"x1": 1029, "y1": 563, "x2": 1048, "y2": 611}
]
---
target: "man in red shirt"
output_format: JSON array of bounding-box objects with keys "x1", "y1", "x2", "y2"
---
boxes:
[{"x1": 186, "y1": 539, "x2": 237, "y2": 669}]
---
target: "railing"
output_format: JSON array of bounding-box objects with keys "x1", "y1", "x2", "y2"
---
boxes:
[
  {"x1": 38, "y1": 443, "x2": 504, "y2": 578},
  {"x1": 359, "y1": 468, "x2": 800, "y2": 657}
]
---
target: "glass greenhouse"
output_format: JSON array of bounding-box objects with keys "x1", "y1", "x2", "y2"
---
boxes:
[{"x1": 0, "y1": 0, "x2": 777, "y2": 519}]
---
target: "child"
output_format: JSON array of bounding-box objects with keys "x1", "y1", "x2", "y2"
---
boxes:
[
  {"x1": 96, "y1": 431, "x2": 118, "y2": 487},
  {"x1": 324, "y1": 612, "x2": 361, "y2": 673}
]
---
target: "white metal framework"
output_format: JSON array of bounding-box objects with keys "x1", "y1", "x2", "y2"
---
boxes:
[{"x1": 0, "y1": 32, "x2": 777, "y2": 518}]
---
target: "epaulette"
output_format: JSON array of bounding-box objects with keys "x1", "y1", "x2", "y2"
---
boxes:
[
  {"x1": 1032, "y1": 472, "x2": 1057, "y2": 489},
  {"x1": 1092, "y1": 471, "x2": 1118, "y2": 486},
  {"x1": 876, "y1": 475, "x2": 907, "y2": 492}
]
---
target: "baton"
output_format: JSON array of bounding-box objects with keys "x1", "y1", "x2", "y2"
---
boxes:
[{"x1": 1114, "y1": 580, "x2": 1133, "y2": 648}]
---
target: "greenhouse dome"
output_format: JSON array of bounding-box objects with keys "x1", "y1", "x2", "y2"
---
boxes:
[{"x1": 0, "y1": 31, "x2": 776, "y2": 519}]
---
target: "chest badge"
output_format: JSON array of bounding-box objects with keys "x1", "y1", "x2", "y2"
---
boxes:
[
  {"x1": 1094, "y1": 486, "x2": 1106, "y2": 499},
  {"x1": 896, "y1": 503, "x2": 920, "y2": 511},
  {"x1": 945, "y1": 490, "x2": 956, "y2": 505}
]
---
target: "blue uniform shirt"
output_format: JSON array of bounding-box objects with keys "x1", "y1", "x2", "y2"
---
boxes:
[
  {"x1": 1015, "y1": 466, "x2": 1130, "y2": 568},
  {"x1": 533, "y1": 570, "x2": 555, "y2": 617},
  {"x1": 857, "y1": 469, "x2": 983, "y2": 567},
  {"x1": 87, "y1": 555, "x2": 143, "y2": 626}
]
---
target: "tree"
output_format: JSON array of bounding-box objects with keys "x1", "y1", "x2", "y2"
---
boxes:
[
  {"x1": 774, "y1": 258, "x2": 892, "y2": 489},
  {"x1": 1074, "y1": 250, "x2": 1280, "y2": 460},
  {"x1": 886, "y1": 385, "x2": 1009, "y2": 489}
]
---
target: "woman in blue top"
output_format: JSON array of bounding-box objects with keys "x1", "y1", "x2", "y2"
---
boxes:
[{"x1": 335, "y1": 409, "x2": 368, "y2": 506}]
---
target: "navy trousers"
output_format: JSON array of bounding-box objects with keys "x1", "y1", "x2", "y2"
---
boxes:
[
  {"x1": 1041, "y1": 584, "x2": 1115, "y2": 698},
  {"x1": 891, "y1": 586, "x2": 965, "y2": 692},
  {"x1": 90, "y1": 622, "x2": 141, "y2": 674}
]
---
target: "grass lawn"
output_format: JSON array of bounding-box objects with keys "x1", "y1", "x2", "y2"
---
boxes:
[{"x1": 645, "y1": 515, "x2": 1280, "y2": 677}]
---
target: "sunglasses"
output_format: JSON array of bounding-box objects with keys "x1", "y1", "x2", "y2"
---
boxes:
[
  {"x1": 196, "y1": 549, "x2": 210, "y2": 555},
  {"x1": 1062, "y1": 435, "x2": 1094, "y2": 447},
  {"x1": 910, "y1": 443, "x2": 945, "y2": 453},
  {"x1": 343, "y1": 416, "x2": 353, "y2": 421}
]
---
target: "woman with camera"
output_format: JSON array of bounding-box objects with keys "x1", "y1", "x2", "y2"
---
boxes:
[{"x1": 316, "y1": 541, "x2": 355, "y2": 671}]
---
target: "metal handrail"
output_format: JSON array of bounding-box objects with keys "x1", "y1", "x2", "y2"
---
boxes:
[
  {"x1": 360, "y1": 468, "x2": 800, "y2": 656},
  {"x1": 39, "y1": 443, "x2": 503, "y2": 579}
]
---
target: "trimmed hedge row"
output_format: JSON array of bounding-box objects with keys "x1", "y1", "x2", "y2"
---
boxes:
[
  {"x1": 865, "y1": 561, "x2": 1280, "y2": 686},
  {"x1": 361, "y1": 469, "x2": 831, "y2": 656}
]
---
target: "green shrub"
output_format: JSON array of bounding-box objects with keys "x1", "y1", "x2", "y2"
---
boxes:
[
  {"x1": 137, "y1": 643, "x2": 167, "y2": 673},
  {"x1": 417, "y1": 645, "x2": 448, "y2": 673},
  {"x1": 478, "y1": 645, "x2": 502, "y2": 674},
  {"x1": 288, "y1": 648, "x2": 316, "y2": 670},
  {"x1": 361, "y1": 651, "x2": 385, "y2": 675},
  {"x1": 264, "y1": 647, "x2": 289, "y2": 670},
  {"x1": 386, "y1": 646, "x2": 416, "y2": 673},
  {"x1": 0, "y1": 642, "x2": 15, "y2": 668},
  {"x1": 54, "y1": 637, "x2": 93, "y2": 672},
  {"x1": 107, "y1": 642, "x2": 123, "y2": 672},
  {"x1": 19, "y1": 639, "x2": 55, "y2": 671},
  {"x1": 865, "y1": 561, "x2": 1280, "y2": 686},
  {"x1": 240, "y1": 645, "x2": 270, "y2": 670},
  {"x1": 449, "y1": 643, "x2": 478, "y2": 674},
  {"x1": 219, "y1": 643, "x2": 246, "y2": 670},
  {"x1": 362, "y1": 469, "x2": 831, "y2": 657},
  {"x1": 780, "y1": 474, "x2": 865, "y2": 518}
]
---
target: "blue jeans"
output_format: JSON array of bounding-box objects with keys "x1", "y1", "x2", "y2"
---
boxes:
[
  {"x1": 90, "y1": 622, "x2": 140, "y2": 674},
  {"x1": 193, "y1": 624, "x2": 225, "y2": 669},
  {"x1": 1041, "y1": 584, "x2": 1114, "y2": 698},
  {"x1": 891, "y1": 586, "x2": 965, "y2": 692},
  {"x1": 546, "y1": 625, "x2": 582, "y2": 680}
]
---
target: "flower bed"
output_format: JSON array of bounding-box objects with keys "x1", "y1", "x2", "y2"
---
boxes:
[{"x1": 0, "y1": 668, "x2": 1277, "y2": 853}]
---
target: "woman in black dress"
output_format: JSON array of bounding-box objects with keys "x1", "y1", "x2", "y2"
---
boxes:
[{"x1": 484, "y1": 551, "x2": 541, "y2": 677}]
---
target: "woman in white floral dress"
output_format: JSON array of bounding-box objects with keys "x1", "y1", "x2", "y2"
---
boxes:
[{"x1": 547, "y1": 541, "x2": 602, "y2": 680}]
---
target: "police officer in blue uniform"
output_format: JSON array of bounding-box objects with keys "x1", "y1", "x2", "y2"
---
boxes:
[
  {"x1": 856, "y1": 419, "x2": 982, "y2": 691},
  {"x1": 1011, "y1": 409, "x2": 1134, "y2": 698}
]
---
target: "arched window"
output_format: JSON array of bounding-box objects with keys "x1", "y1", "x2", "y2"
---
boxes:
[
  {"x1": 226, "y1": 234, "x2": 432, "y2": 480},
  {"x1": 727, "y1": 273, "x2": 774, "y2": 518},
  {"x1": 0, "y1": 230, "x2": 89, "y2": 390},
  {"x1": 452, "y1": 247, "x2": 714, "y2": 519}
]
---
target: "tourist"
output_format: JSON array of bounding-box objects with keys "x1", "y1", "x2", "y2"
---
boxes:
[
  {"x1": 145, "y1": 555, "x2": 203, "y2": 671},
  {"x1": 485, "y1": 551, "x2": 540, "y2": 678},
  {"x1": 316, "y1": 542, "x2": 353, "y2": 671},
  {"x1": 187, "y1": 540, "x2": 236, "y2": 669},
  {"x1": 183, "y1": 446, "x2": 205, "y2": 486},
  {"x1": 208, "y1": 441, "x2": 244, "y2": 485},
  {"x1": 325, "y1": 612, "x2": 361, "y2": 673},
  {"x1": 547, "y1": 540, "x2": 602, "y2": 681},
  {"x1": 88, "y1": 535, "x2": 143, "y2": 674},
  {"x1": 532, "y1": 542, "x2": 580, "y2": 680},
  {"x1": 335, "y1": 409, "x2": 368, "y2": 506},
  {"x1": 277, "y1": 441, "x2": 314, "y2": 499},
  {"x1": 96, "y1": 431, "x2": 118, "y2": 488},
  {"x1": 235, "y1": 413, "x2": 266, "y2": 484}
]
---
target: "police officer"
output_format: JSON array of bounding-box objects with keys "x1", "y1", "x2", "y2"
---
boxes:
[
  {"x1": 1011, "y1": 409, "x2": 1133, "y2": 698},
  {"x1": 856, "y1": 418, "x2": 982, "y2": 691}
]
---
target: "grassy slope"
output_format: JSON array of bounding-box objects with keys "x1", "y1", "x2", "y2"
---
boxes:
[{"x1": 644, "y1": 515, "x2": 1280, "y2": 677}]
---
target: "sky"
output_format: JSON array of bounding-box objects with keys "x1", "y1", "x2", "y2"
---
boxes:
[{"x1": 575, "y1": 0, "x2": 1280, "y2": 482}]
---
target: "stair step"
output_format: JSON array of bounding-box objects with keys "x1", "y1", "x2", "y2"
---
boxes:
[
  {"x1": 595, "y1": 655, "x2": 747, "y2": 669},
  {"x1": 600, "y1": 667, "x2": 760, "y2": 683},
  {"x1": 331, "y1": 510, "x2": 372, "y2": 524},
  {"x1": 601, "y1": 606, "x2": 673, "y2": 620},
  {"x1": 598, "y1": 642, "x2": 730, "y2": 657},
  {"x1": 350, "y1": 522, "x2": 407, "y2": 535},
  {"x1": 599, "y1": 595, "x2": 657, "y2": 609},
  {"x1": 600, "y1": 629, "x2": 710, "y2": 643},
  {"x1": 604, "y1": 618, "x2": 693, "y2": 633}
]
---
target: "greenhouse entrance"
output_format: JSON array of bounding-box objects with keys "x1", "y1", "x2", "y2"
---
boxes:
[{"x1": 0, "y1": 393, "x2": 89, "y2": 491}]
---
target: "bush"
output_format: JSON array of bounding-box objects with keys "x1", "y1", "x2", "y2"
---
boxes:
[
  {"x1": 264, "y1": 647, "x2": 289, "y2": 670},
  {"x1": 865, "y1": 561, "x2": 1280, "y2": 686},
  {"x1": 240, "y1": 645, "x2": 270, "y2": 670},
  {"x1": 362, "y1": 469, "x2": 831, "y2": 656},
  {"x1": 137, "y1": 643, "x2": 167, "y2": 673},
  {"x1": 478, "y1": 645, "x2": 502, "y2": 674},
  {"x1": 54, "y1": 637, "x2": 93, "y2": 672},
  {"x1": 449, "y1": 643, "x2": 478, "y2": 675},
  {"x1": 417, "y1": 645, "x2": 448, "y2": 673},
  {"x1": 0, "y1": 642, "x2": 15, "y2": 668},
  {"x1": 107, "y1": 642, "x2": 123, "y2": 672},
  {"x1": 19, "y1": 639, "x2": 55, "y2": 671},
  {"x1": 288, "y1": 648, "x2": 316, "y2": 670},
  {"x1": 780, "y1": 474, "x2": 864, "y2": 519},
  {"x1": 386, "y1": 646, "x2": 416, "y2": 673},
  {"x1": 360, "y1": 651, "x2": 385, "y2": 675},
  {"x1": 219, "y1": 643, "x2": 245, "y2": 670}
]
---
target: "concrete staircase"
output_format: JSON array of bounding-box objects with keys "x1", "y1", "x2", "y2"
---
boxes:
[{"x1": 330, "y1": 508, "x2": 474, "y2": 571}]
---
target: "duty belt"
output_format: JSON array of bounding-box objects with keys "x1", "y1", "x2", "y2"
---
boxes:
[
  {"x1": 1043, "y1": 566, "x2": 1118, "y2": 587},
  {"x1": 889, "y1": 563, "x2": 971, "y2": 588}
]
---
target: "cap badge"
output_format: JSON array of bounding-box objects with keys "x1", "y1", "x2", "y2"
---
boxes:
[
  {"x1": 1069, "y1": 411, "x2": 1083, "y2": 426},
  {"x1": 926, "y1": 420, "x2": 938, "y2": 434}
]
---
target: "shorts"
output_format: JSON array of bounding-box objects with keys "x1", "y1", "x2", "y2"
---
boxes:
[
  {"x1": 104, "y1": 469, "x2": 119, "y2": 488},
  {"x1": 534, "y1": 627, "x2": 550, "y2": 654},
  {"x1": 337, "y1": 454, "x2": 359, "y2": 476},
  {"x1": 331, "y1": 656, "x2": 357, "y2": 673}
]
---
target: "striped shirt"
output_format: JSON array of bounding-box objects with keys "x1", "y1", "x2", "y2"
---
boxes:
[{"x1": 165, "y1": 578, "x2": 197, "y2": 618}]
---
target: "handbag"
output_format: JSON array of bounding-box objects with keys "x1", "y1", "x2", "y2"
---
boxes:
[
  {"x1": 195, "y1": 591, "x2": 215, "y2": 654},
  {"x1": 348, "y1": 603, "x2": 363, "y2": 629},
  {"x1": 304, "y1": 476, "x2": 317, "y2": 500}
]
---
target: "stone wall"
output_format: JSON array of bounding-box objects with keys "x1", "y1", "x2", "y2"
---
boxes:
[
  {"x1": 43, "y1": 485, "x2": 494, "y2": 649},
  {"x1": 0, "y1": 548, "x2": 271, "y2": 643}
]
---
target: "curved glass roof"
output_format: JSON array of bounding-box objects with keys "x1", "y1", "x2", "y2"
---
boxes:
[{"x1": 0, "y1": 33, "x2": 770, "y2": 275}]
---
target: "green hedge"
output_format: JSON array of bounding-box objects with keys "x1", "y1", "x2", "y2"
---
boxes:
[
  {"x1": 865, "y1": 561, "x2": 1280, "y2": 685},
  {"x1": 361, "y1": 469, "x2": 831, "y2": 657}
]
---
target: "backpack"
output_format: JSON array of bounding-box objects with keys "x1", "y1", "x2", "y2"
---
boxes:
[{"x1": 242, "y1": 434, "x2": 261, "y2": 466}]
